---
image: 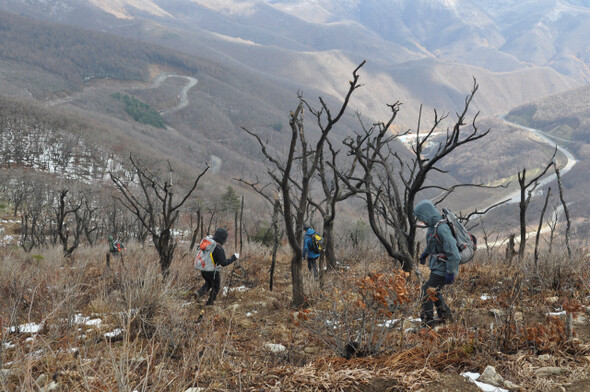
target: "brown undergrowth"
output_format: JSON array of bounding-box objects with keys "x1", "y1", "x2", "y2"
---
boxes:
[{"x1": 1, "y1": 244, "x2": 589, "y2": 391}]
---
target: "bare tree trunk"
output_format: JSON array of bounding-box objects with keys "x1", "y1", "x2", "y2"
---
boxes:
[
  {"x1": 517, "y1": 155, "x2": 556, "y2": 260},
  {"x1": 534, "y1": 187, "x2": 551, "y2": 270},
  {"x1": 518, "y1": 170, "x2": 527, "y2": 260},
  {"x1": 239, "y1": 196, "x2": 244, "y2": 254},
  {"x1": 565, "y1": 312, "x2": 573, "y2": 341},
  {"x1": 555, "y1": 166, "x2": 572, "y2": 259},
  {"x1": 234, "y1": 209, "x2": 238, "y2": 249},
  {"x1": 506, "y1": 234, "x2": 516, "y2": 265},
  {"x1": 189, "y1": 208, "x2": 200, "y2": 252},
  {"x1": 269, "y1": 198, "x2": 280, "y2": 291},
  {"x1": 323, "y1": 219, "x2": 337, "y2": 270}
]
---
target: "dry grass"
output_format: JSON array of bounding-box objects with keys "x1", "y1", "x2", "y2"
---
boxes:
[{"x1": 1, "y1": 244, "x2": 589, "y2": 391}]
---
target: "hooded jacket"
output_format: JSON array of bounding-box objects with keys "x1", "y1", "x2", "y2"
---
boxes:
[
  {"x1": 414, "y1": 200, "x2": 460, "y2": 278},
  {"x1": 302, "y1": 228, "x2": 320, "y2": 259},
  {"x1": 209, "y1": 228, "x2": 236, "y2": 271}
]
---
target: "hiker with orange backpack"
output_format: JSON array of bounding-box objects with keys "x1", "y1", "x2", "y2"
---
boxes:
[
  {"x1": 194, "y1": 228, "x2": 239, "y2": 306},
  {"x1": 106, "y1": 235, "x2": 125, "y2": 269}
]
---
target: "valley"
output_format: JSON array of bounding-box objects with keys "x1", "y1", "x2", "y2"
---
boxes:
[{"x1": 1, "y1": 2, "x2": 590, "y2": 391}]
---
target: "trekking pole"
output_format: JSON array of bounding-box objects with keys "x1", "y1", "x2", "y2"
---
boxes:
[{"x1": 224, "y1": 256, "x2": 248, "y2": 305}]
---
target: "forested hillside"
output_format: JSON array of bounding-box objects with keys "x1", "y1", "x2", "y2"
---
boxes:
[
  {"x1": 0, "y1": 11, "x2": 199, "y2": 94},
  {"x1": 506, "y1": 85, "x2": 590, "y2": 145}
]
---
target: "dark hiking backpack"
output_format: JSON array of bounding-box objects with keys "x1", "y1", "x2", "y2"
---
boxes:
[{"x1": 434, "y1": 208, "x2": 477, "y2": 264}]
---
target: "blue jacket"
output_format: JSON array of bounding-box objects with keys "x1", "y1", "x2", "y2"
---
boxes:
[
  {"x1": 302, "y1": 228, "x2": 320, "y2": 259},
  {"x1": 414, "y1": 200, "x2": 460, "y2": 278}
]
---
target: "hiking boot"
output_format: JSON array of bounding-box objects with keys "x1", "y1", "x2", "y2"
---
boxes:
[
  {"x1": 420, "y1": 319, "x2": 436, "y2": 329},
  {"x1": 438, "y1": 309, "x2": 453, "y2": 322}
]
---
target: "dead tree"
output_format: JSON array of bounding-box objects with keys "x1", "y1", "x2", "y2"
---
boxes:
[
  {"x1": 505, "y1": 234, "x2": 517, "y2": 264},
  {"x1": 337, "y1": 79, "x2": 491, "y2": 272},
  {"x1": 555, "y1": 165, "x2": 572, "y2": 259},
  {"x1": 110, "y1": 156, "x2": 209, "y2": 276},
  {"x1": 269, "y1": 197, "x2": 282, "y2": 291},
  {"x1": 53, "y1": 188, "x2": 84, "y2": 257},
  {"x1": 240, "y1": 61, "x2": 366, "y2": 307},
  {"x1": 308, "y1": 138, "x2": 357, "y2": 270},
  {"x1": 534, "y1": 187, "x2": 552, "y2": 269},
  {"x1": 516, "y1": 154, "x2": 555, "y2": 260},
  {"x1": 80, "y1": 196, "x2": 100, "y2": 246}
]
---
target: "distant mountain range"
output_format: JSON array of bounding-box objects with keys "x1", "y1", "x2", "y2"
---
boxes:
[
  {"x1": 1, "y1": 0, "x2": 590, "y2": 239},
  {"x1": 1, "y1": 0, "x2": 588, "y2": 126}
]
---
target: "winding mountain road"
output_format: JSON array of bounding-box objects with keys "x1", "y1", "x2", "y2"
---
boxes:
[
  {"x1": 151, "y1": 73, "x2": 198, "y2": 115},
  {"x1": 46, "y1": 73, "x2": 198, "y2": 115},
  {"x1": 496, "y1": 116, "x2": 577, "y2": 204}
]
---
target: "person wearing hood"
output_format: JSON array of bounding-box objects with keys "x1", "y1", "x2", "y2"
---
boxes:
[
  {"x1": 196, "y1": 227, "x2": 239, "y2": 306},
  {"x1": 302, "y1": 224, "x2": 320, "y2": 278},
  {"x1": 106, "y1": 235, "x2": 125, "y2": 268},
  {"x1": 414, "y1": 200, "x2": 460, "y2": 328}
]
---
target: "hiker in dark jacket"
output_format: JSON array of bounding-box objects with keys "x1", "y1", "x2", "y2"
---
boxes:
[
  {"x1": 197, "y1": 228, "x2": 239, "y2": 305},
  {"x1": 302, "y1": 225, "x2": 320, "y2": 278},
  {"x1": 106, "y1": 235, "x2": 125, "y2": 269},
  {"x1": 414, "y1": 200, "x2": 460, "y2": 328}
]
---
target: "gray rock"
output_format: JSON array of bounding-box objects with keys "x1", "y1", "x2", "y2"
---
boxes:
[
  {"x1": 42, "y1": 381, "x2": 58, "y2": 392},
  {"x1": 479, "y1": 365, "x2": 505, "y2": 387},
  {"x1": 534, "y1": 367, "x2": 568, "y2": 377},
  {"x1": 538, "y1": 354, "x2": 553, "y2": 362},
  {"x1": 265, "y1": 343, "x2": 286, "y2": 353},
  {"x1": 573, "y1": 314, "x2": 587, "y2": 327},
  {"x1": 545, "y1": 297, "x2": 560, "y2": 304},
  {"x1": 504, "y1": 380, "x2": 522, "y2": 390},
  {"x1": 35, "y1": 374, "x2": 48, "y2": 387},
  {"x1": 479, "y1": 365, "x2": 522, "y2": 390}
]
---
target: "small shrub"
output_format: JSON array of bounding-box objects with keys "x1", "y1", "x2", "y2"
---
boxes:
[{"x1": 297, "y1": 270, "x2": 411, "y2": 358}]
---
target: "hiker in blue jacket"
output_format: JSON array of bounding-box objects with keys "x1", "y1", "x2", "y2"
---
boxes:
[
  {"x1": 302, "y1": 224, "x2": 320, "y2": 278},
  {"x1": 414, "y1": 200, "x2": 460, "y2": 328}
]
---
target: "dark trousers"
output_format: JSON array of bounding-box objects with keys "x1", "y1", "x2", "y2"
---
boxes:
[
  {"x1": 420, "y1": 273, "x2": 450, "y2": 322},
  {"x1": 198, "y1": 270, "x2": 220, "y2": 305},
  {"x1": 307, "y1": 257, "x2": 318, "y2": 278}
]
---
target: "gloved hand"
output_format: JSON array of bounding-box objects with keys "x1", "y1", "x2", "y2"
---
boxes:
[
  {"x1": 234, "y1": 253, "x2": 240, "y2": 259},
  {"x1": 445, "y1": 273, "x2": 455, "y2": 284},
  {"x1": 419, "y1": 251, "x2": 428, "y2": 265}
]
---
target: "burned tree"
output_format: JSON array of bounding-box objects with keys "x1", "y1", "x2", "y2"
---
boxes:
[
  {"x1": 110, "y1": 156, "x2": 209, "y2": 276},
  {"x1": 516, "y1": 154, "x2": 555, "y2": 260},
  {"x1": 240, "y1": 61, "x2": 366, "y2": 307},
  {"x1": 53, "y1": 188, "x2": 84, "y2": 258},
  {"x1": 337, "y1": 79, "x2": 491, "y2": 272},
  {"x1": 310, "y1": 138, "x2": 357, "y2": 270}
]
